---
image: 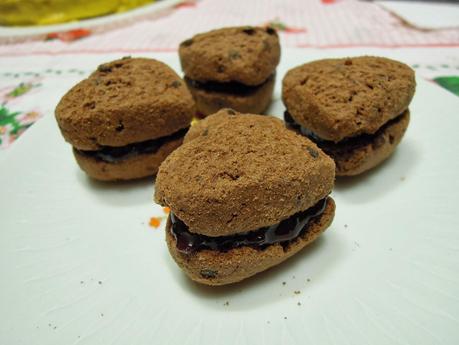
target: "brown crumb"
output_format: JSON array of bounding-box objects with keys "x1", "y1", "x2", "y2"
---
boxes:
[
  {"x1": 223, "y1": 301, "x2": 229, "y2": 306},
  {"x1": 294, "y1": 290, "x2": 301, "y2": 295}
]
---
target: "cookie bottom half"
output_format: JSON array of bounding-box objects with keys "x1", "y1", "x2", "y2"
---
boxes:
[
  {"x1": 73, "y1": 129, "x2": 186, "y2": 181},
  {"x1": 166, "y1": 197, "x2": 335, "y2": 286},
  {"x1": 285, "y1": 110, "x2": 410, "y2": 176},
  {"x1": 185, "y1": 75, "x2": 275, "y2": 117}
]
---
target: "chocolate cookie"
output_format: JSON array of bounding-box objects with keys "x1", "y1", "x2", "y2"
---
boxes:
[
  {"x1": 155, "y1": 109, "x2": 336, "y2": 285},
  {"x1": 282, "y1": 56, "x2": 415, "y2": 176},
  {"x1": 55, "y1": 57, "x2": 195, "y2": 181},
  {"x1": 179, "y1": 26, "x2": 280, "y2": 116}
]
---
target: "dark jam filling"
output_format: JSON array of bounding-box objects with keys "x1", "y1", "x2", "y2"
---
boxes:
[
  {"x1": 284, "y1": 111, "x2": 404, "y2": 153},
  {"x1": 170, "y1": 197, "x2": 328, "y2": 254},
  {"x1": 77, "y1": 127, "x2": 188, "y2": 163},
  {"x1": 185, "y1": 74, "x2": 274, "y2": 95}
]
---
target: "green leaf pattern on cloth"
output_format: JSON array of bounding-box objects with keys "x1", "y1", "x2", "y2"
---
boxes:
[
  {"x1": 433, "y1": 76, "x2": 459, "y2": 97},
  {"x1": 0, "y1": 81, "x2": 42, "y2": 148}
]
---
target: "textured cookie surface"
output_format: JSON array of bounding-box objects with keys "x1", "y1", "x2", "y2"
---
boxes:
[
  {"x1": 186, "y1": 76, "x2": 275, "y2": 116},
  {"x1": 166, "y1": 197, "x2": 335, "y2": 285},
  {"x1": 74, "y1": 134, "x2": 184, "y2": 181},
  {"x1": 326, "y1": 110, "x2": 410, "y2": 176},
  {"x1": 282, "y1": 56, "x2": 415, "y2": 142},
  {"x1": 179, "y1": 26, "x2": 280, "y2": 86},
  {"x1": 155, "y1": 109, "x2": 335, "y2": 236},
  {"x1": 55, "y1": 57, "x2": 195, "y2": 150}
]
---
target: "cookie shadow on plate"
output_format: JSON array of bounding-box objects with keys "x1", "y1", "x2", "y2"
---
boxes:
[
  {"x1": 75, "y1": 169, "x2": 155, "y2": 206},
  {"x1": 166, "y1": 228, "x2": 345, "y2": 310},
  {"x1": 333, "y1": 139, "x2": 420, "y2": 203}
]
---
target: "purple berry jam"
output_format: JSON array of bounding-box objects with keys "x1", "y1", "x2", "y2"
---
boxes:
[
  {"x1": 170, "y1": 197, "x2": 329, "y2": 254},
  {"x1": 77, "y1": 127, "x2": 188, "y2": 163}
]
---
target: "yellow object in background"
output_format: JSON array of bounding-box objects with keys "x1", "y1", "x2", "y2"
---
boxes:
[{"x1": 0, "y1": 0, "x2": 155, "y2": 26}]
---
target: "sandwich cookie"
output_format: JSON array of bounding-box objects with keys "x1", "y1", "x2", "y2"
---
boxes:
[
  {"x1": 179, "y1": 26, "x2": 280, "y2": 117},
  {"x1": 55, "y1": 57, "x2": 195, "y2": 181},
  {"x1": 282, "y1": 56, "x2": 415, "y2": 176},
  {"x1": 155, "y1": 109, "x2": 336, "y2": 285}
]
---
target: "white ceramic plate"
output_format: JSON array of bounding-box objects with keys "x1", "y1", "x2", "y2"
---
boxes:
[{"x1": 1, "y1": 52, "x2": 459, "y2": 345}]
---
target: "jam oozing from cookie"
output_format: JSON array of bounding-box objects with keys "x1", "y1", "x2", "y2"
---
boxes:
[
  {"x1": 77, "y1": 127, "x2": 188, "y2": 163},
  {"x1": 170, "y1": 197, "x2": 328, "y2": 254},
  {"x1": 284, "y1": 111, "x2": 405, "y2": 154},
  {"x1": 185, "y1": 74, "x2": 275, "y2": 95}
]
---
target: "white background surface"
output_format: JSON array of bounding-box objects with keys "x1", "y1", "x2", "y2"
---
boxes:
[{"x1": 1, "y1": 50, "x2": 459, "y2": 344}]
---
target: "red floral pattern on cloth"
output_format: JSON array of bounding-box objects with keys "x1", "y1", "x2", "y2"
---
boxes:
[{"x1": 46, "y1": 29, "x2": 92, "y2": 42}]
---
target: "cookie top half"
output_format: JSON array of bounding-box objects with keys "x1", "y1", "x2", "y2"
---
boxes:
[
  {"x1": 282, "y1": 56, "x2": 415, "y2": 142},
  {"x1": 179, "y1": 26, "x2": 281, "y2": 86},
  {"x1": 155, "y1": 109, "x2": 335, "y2": 237},
  {"x1": 55, "y1": 57, "x2": 195, "y2": 151}
]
